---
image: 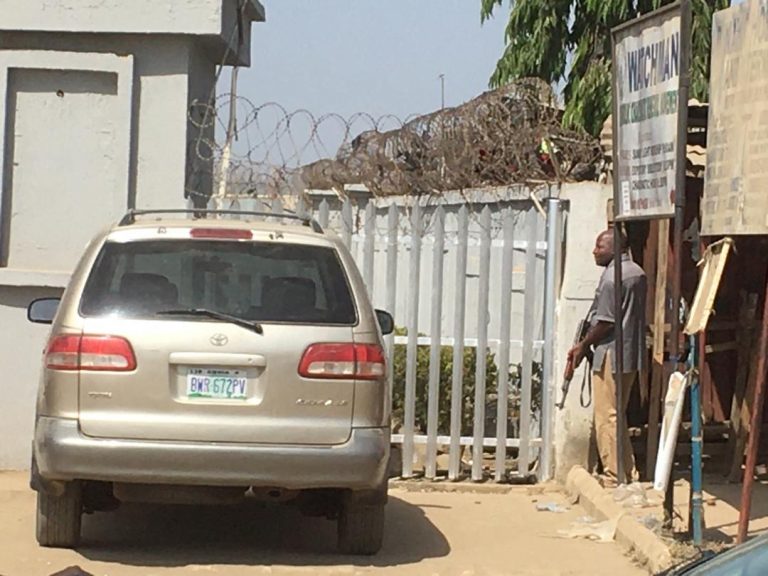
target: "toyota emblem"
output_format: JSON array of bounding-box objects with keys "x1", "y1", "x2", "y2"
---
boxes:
[{"x1": 210, "y1": 333, "x2": 229, "y2": 347}]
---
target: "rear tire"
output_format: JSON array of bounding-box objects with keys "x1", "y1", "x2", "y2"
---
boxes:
[
  {"x1": 36, "y1": 482, "x2": 82, "y2": 548},
  {"x1": 337, "y1": 502, "x2": 385, "y2": 555}
]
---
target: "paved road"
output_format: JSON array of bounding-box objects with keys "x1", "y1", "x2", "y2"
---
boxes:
[{"x1": 0, "y1": 472, "x2": 645, "y2": 576}]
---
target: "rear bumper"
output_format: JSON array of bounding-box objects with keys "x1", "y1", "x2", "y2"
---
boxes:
[{"x1": 35, "y1": 417, "x2": 389, "y2": 491}]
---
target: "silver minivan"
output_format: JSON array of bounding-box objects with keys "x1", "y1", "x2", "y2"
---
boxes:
[{"x1": 28, "y1": 209, "x2": 394, "y2": 555}]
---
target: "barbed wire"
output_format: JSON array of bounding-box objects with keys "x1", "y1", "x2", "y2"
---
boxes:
[{"x1": 186, "y1": 78, "x2": 602, "y2": 204}]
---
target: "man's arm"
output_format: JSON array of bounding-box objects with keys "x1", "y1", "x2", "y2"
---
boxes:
[
  {"x1": 564, "y1": 321, "x2": 613, "y2": 380},
  {"x1": 575, "y1": 321, "x2": 612, "y2": 360},
  {"x1": 564, "y1": 269, "x2": 617, "y2": 380},
  {"x1": 573, "y1": 270, "x2": 616, "y2": 365}
]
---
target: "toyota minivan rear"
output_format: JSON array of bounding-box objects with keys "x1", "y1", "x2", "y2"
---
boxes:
[{"x1": 29, "y1": 210, "x2": 393, "y2": 555}]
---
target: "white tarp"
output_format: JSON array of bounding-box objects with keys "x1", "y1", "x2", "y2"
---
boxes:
[{"x1": 612, "y1": 6, "x2": 683, "y2": 220}]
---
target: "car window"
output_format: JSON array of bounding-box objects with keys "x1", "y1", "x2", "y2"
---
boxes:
[{"x1": 79, "y1": 239, "x2": 357, "y2": 325}]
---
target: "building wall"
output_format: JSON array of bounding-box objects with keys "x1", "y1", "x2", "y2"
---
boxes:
[
  {"x1": 553, "y1": 182, "x2": 612, "y2": 481},
  {"x1": 186, "y1": 42, "x2": 217, "y2": 204},
  {"x1": 0, "y1": 15, "x2": 259, "y2": 467},
  {"x1": 0, "y1": 0, "x2": 222, "y2": 35},
  {"x1": 0, "y1": 285, "x2": 64, "y2": 468},
  {"x1": 0, "y1": 0, "x2": 264, "y2": 65},
  {"x1": 0, "y1": 33, "x2": 211, "y2": 222},
  {"x1": 0, "y1": 39, "x2": 188, "y2": 468},
  {"x1": 2, "y1": 64, "x2": 129, "y2": 271}
]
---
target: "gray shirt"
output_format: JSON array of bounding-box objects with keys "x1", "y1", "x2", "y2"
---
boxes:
[{"x1": 590, "y1": 254, "x2": 647, "y2": 375}]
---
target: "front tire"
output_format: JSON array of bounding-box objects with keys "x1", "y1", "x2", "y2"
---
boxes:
[
  {"x1": 337, "y1": 502, "x2": 385, "y2": 555},
  {"x1": 36, "y1": 482, "x2": 82, "y2": 548}
]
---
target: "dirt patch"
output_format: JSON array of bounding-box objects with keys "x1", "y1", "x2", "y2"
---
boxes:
[{"x1": 667, "y1": 536, "x2": 729, "y2": 565}]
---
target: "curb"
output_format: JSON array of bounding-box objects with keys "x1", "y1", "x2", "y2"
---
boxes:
[
  {"x1": 565, "y1": 466, "x2": 673, "y2": 574},
  {"x1": 389, "y1": 479, "x2": 516, "y2": 495}
]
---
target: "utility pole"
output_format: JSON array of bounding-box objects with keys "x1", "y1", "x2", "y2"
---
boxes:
[
  {"x1": 439, "y1": 73, "x2": 445, "y2": 110},
  {"x1": 216, "y1": 67, "x2": 239, "y2": 211},
  {"x1": 438, "y1": 73, "x2": 446, "y2": 181}
]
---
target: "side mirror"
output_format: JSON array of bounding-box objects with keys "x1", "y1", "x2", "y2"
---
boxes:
[
  {"x1": 28, "y1": 298, "x2": 61, "y2": 325},
  {"x1": 375, "y1": 310, "x2": 394, "y2": 336}
]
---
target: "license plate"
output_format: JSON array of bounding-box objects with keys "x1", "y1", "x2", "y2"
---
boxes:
[{"x1": 186, "y1": 368, "x2": 248, "y2": 400}]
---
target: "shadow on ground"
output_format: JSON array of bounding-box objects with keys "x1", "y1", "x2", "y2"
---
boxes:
[
  {"x1": 699, "y1": 477, "x2": 768, "y2": 544},
  {"x1": 77, "y1": 496, "x2": 450, "y2": 568}
]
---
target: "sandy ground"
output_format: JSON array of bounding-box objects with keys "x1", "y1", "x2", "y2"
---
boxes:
[
  {"x1": 0, "y1": 472, "x2": 646, "y2": 576},
  {"x1": 675, "y1": 476, "x2": 768, "y2": 543},
  {"x1": 606, "y1": 475, "x2": 768, "y2": 546}
]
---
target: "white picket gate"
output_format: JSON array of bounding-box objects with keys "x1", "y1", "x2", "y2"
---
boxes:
[{"x1": 223, "y1": 190, "x2": 565, "y2": 482}]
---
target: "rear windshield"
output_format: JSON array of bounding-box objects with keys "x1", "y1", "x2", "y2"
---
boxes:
[{"x1": 80, "y1": 240, "x2": 357, "y2": 325}]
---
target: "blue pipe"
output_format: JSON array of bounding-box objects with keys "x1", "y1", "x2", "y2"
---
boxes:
[{"x1": 690, "y1": 333, "x2": 703, "y2": 545}]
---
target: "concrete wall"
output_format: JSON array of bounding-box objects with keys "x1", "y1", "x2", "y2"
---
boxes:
[
  {"x1": 0, "y1": 0, "x2": 264, "y2": 65},
  {"x1": 0, "y1": 37, "x2": 196, "y2": 468},
  {"x1": 0, "y1": 1, "x2": 263, "y2": 468},
  {"x1": 0, "y1": 35, "x2": 209, "y2": 273},
  {"x1": 186, "y1": 42, "x2": 217, "y2": 205},
  {"x1": 0, "y1": 286, "x2": 63, "y2": 468},
  {"x1": 0, "y1": 50, "x2": 134, "y2": 271},
  {"x1": 553, "y1": 182, "x2": 612, "y2": 482}
]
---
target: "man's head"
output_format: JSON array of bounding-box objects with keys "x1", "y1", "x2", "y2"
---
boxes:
[{"x1": 593, "y1": 228, "x2": 628, "y2": 267}]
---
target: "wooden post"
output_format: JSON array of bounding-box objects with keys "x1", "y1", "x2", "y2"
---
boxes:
[
  {"x1": 641, "y1": 222, "x2": 658, "y2": 410},
  {"x1": 614, "y1": 225, "x2": 626, "y2": 484},
  {"x1": 737, "y1": 271, "x2": 768, "y2": 544},
  {"x1": 728, "y1": 293, "x2": 759, "y2": 482},
  {"x1": 647, "y1": 219, "x2": 670, "y2": 477}
]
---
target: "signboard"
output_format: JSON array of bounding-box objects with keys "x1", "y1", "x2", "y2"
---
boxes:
[
  {"x1": 684, "y1": 238, "x2": 733, "y2": 335},
  {"x1": 703, "y1": 1, "x2": 768, "y2": 236},
  {"x1": 611, "y1": 2, "x2": 690, "y2": 221}
]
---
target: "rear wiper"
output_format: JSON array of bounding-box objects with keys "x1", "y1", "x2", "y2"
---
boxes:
[{"x1": 156, "y1": 308, "x2": 264, "y2": 335}]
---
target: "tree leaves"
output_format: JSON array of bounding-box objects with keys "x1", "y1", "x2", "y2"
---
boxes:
[{"x1": 484, "y1": 0, "x2": 729, "y2": 136}]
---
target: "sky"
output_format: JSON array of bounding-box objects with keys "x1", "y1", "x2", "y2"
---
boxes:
[
  {"x1": 228, "y1": 0, "x2": 509, "y2": 120},
  {"x1": 221, "y1": 0, "x2": 742, "y2": 165},
  {"x1": 229, "y1": 0, "x2": 748, "y2": 119}
]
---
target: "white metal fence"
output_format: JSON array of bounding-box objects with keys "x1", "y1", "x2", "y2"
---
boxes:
[{"x1": 221, "y1": 190, "x2": 564, "y2": 482}]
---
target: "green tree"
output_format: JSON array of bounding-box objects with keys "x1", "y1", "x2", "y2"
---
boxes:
[{"x1": 481, "y1": 0, "x2": 728, "y2": 136}]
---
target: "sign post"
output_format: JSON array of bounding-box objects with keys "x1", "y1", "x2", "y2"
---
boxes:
[
  {"x1": 612, "y1": 2, "x2": 689, "y2": 222},
  {"x1": 611, "y1": 1, "x2": 691, "y2": 509}
]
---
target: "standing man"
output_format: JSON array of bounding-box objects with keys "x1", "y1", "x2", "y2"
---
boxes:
[{"x1": 567, "y1": 229, "x2": 647, "y2": 486}]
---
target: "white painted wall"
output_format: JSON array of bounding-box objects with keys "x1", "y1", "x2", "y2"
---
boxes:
[
  {"x1": 0, "y1": 35, "x2": 206, "y2": 274},
  {"x1": 0, "y1": 52, "x2": 133, "y2": 271},
  {"x1": 552, "y1": 182, "x2": 612, "y2": 482},
  {"x1": 0, "y1": 286, "x2": 63, "y2": 469},
  {"x1": 0, "y1": 0, "x2": 264, "y2": 65},
  {"x1": 186, "y1": 43, "x2": 217, "y2": 204},
  {"x1": 0, "y1": 1, "x2": 263, "y2": 468},
  {"x1": 7, "y1": 69, "x2": 122, "y2": 270}
]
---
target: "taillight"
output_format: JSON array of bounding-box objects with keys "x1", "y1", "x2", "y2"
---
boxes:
[
  {"x1": 45, "y1": 335, "x2": 137, "y2": 372},
  {"x1": 45, "y1": 336, "x2": 81, "y2": 370},
  {"x1": 190, "y1": 228, "x2": 253, "y2": 240},
  {"x1": 298, "y1": 343, "x2": 386, "y2": 380},
  {"x1": 354, "y1": 343, "x2": 388, "y2": 379}
]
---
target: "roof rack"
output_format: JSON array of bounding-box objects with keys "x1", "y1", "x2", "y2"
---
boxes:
[{"x1": 118, "y1": 209, "x2": 324, "y2": 234}]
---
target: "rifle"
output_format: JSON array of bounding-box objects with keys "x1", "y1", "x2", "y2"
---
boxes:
[{"x1": 556, "y1": 316, "x2": 594, "y2": 410}]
